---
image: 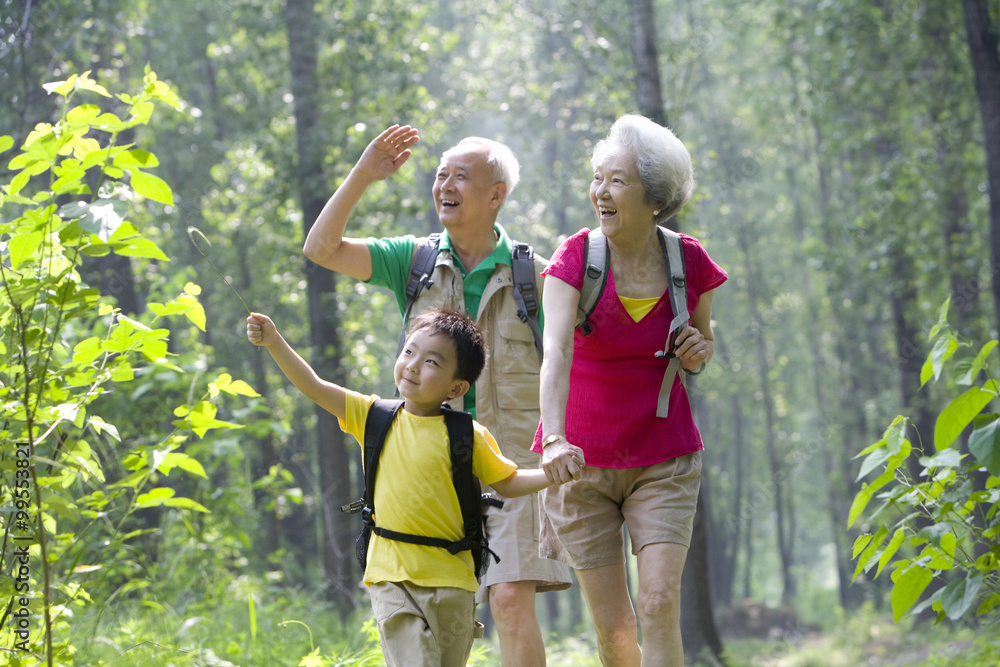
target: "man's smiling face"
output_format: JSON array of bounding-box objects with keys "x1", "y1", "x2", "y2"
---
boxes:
[{"x1": 432, "y1": 144, "x2": 501, "y2": 233}]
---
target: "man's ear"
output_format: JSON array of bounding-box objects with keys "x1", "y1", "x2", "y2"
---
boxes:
[
  {"x1": 488, "y1": 182, "x2": 507, "y2": 209},
  {"x1": 447, "y1": 379, "x2": 471, "y2": 400}
]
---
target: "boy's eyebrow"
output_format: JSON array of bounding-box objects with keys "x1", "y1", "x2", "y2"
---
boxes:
[{"x1": 407, "y1": 339, "x2": 450, "y2": 362}]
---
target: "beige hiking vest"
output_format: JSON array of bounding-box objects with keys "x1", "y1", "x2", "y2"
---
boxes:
[{"x1": 406, "y1": 247, "x2": 546, "y2": 467}]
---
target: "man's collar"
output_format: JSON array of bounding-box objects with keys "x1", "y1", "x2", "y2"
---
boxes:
[{"x1": 440, "y1": 223, "x2": 514, "y2": 266}]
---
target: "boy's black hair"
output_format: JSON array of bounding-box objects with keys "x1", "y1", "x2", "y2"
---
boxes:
[{"x1": 407, "y1": 307, "x2": 488, "y2": 385}]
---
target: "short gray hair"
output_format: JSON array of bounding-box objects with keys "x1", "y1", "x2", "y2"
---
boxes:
[
  {"x1": 442, "y1": 137, "x2": 520, "y2": 195},
  {"x1": 592, "y1": 114, "x2": 693, "y2": 223}
]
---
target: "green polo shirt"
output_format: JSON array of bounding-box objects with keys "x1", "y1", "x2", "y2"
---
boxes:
[{"x1": 368, "y1": 224, "x2": 535, "y2": 415}]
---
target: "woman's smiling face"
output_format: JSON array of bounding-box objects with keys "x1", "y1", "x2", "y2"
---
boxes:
[{"x1": 589, "y1": 144, "x2": 658, "y2": 241}]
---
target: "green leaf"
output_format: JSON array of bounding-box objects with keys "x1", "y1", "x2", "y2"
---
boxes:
[
  {"x1": 935, "y1": 385, "x2": 996, "y2": 450},
  {"x1": 853, "y1": 526, "x2": 888, "y2": 580},
  {"x1": 136, "y1": 487, "x2": 177, "y2": 508},
  {"x1": 969, "y1": 415, "x2": 1000, "y2": 476},
  {"x1": 959, "y1": 340, "x2": 998, "y2": 385},
  {"x1": 9, "y1": 230, "x2": 44, "y2": 269},
  {"x1": 113, "y1": 148, "x2": 159, "y2": 169},
  {"x1": 978, "y1": 593, "x2": 1000, "y2": 617},
  {"x1": 891, "y1": 562, "x2": 934, "y2": 622},
  {"x1": 928, "y1": 333, "x2": 959, "y2": 383},
  {"x1": 918, "y1": 449, "x2": 963, "y2": 470},
  {"x1": 0, "y1": 135, "x2": 13, "y2": 154},
  {"x1": 88, "y1": 416, "x2": 121, "y2": 442},
  {"x1": 73, "y1": 337, "x2": 103, "y2": 365},
  {"x1": 156, "y1": 452, "x2": 207, "y2": 479},
  {"x1": 852, "y1": 533, "x2": 873, "y2": 558},
  {"x1": 113, "y1": 236, "x2": 171, "y2": 261},
  {"x1": 876, "y1": 528, "x2": 906, "y2": 578},
  {"x1": 130, "y1": 169, "x2": 174, "y2": 205},
  {"x1": 177, "y1": 294, "x2": 206, "y2": 331},
  {"x1": 210, "y1": 372, "x2": 261, "y2": 398},
  {"x1": 941, "y1": 572, "x2": 982, "y2": 621},
  {"x1": 160, "y1": 497, "x2": 210, "y2": 513}
]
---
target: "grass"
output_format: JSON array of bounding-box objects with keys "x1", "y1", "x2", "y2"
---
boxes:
[{"x1": 8, "y1": 580, "x2": 998, "y2": 666}]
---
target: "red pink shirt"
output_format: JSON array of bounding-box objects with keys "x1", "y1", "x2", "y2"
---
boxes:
[{"x1": 532, "y1": 228, "x2": 728, "y2": 468}]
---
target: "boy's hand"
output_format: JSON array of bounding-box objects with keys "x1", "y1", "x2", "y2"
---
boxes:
[{"x1": 247, "y1": 313, "x2": 278, "y2": 347}]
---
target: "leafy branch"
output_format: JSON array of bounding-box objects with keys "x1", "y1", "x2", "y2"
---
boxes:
[{"x1": 850, "y1": 299, "x2": 1000, "y2": 624}]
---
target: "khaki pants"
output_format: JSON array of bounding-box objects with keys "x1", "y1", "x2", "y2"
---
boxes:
[{"x1": 369, "y1": 581, "x2": 475, "y2": 667}]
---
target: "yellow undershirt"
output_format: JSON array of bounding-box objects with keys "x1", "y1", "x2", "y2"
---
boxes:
[{"x1": 619, "y1": 295, "x2": 659, "y2": 322}]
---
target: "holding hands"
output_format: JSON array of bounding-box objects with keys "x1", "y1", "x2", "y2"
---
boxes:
[{"x1": 541, "y1": 437, "x2": 586, "y2": 486}]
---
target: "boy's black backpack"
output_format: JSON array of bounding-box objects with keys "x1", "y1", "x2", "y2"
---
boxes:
[
  {"x1": 344, "y1": 399, "x2": 503, "y2": 581},
  {"x1": 398, "y1": 233, "x2": 542, "y2": 362}
]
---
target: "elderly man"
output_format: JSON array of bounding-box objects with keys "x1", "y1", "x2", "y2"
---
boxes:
[{"x1": 303, "y1": 124, "x2": 571, "y2": 667}]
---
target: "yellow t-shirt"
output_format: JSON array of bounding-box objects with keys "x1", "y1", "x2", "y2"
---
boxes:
[{"x1": 340, "y1": 391, "x2": 518, "y2": 592}]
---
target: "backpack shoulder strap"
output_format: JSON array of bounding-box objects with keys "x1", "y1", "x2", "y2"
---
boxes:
[
  {"x1": 658, "y1": 227, "x2": 689, "y2": 347},
  {"x1": 396, "y1": 234, "x2": 442, "y2": 357},
  {"x1": 654, "y1": 227, "x2": 689, "y2": 418},
  {"x1": 510, "y1": 241, "x2": 543, "y2": 362},
  {"x1": 577, "y1": 229, "x2": 609, "y2": 335},
  {"x1": 362, "y1": 399, "x2": 404, "y2": 511},
  {"x1": 440, "y1": 404, "x2": 477, "y2": 541}
]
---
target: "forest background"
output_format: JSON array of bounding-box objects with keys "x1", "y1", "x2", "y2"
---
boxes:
[{"x1": 2, "y1": 0, "x2": 1000, "y2": 665}]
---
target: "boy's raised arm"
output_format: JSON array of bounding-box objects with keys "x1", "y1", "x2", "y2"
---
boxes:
[{"x1": 247, "y1": 313, "x2": 347, "y2": 420}]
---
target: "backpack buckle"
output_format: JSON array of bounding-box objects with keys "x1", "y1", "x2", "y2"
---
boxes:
[{"x1": 361, "y1": 507, "x2": 375, "y2": 526}]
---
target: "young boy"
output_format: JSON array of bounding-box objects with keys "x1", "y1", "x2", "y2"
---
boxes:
[{"x1": 246, "y1": 307, "x2": 583, "y2": 666}]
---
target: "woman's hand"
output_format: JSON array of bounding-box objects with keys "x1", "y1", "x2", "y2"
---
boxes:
[
  {"x1": 673, "y1": 325, "x2": 714, "y2": 372},
  {"x1": 541, "y1": 437, "x2": 586, "y2": 485}
]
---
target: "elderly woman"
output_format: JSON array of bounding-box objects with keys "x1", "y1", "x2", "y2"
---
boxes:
[{"x1": 534, "y1": 114, "x2": 727, "y2": 665}]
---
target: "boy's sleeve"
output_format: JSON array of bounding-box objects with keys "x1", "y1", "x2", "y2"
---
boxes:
[
  {"x1": 472, "y1": 422, "x2": 517, "y2": 485},
  {"x1": 338, "y1": 390, "x2": 378, "y2": 450}
]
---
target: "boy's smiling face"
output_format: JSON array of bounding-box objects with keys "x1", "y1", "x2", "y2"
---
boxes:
[{"x1": 394, "y1": 328, "x2": 470, "y2": 416}]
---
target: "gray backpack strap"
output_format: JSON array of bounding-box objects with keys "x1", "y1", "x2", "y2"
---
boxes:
[
  {"x1": 510, "y1": 241, "x2": 543, "y2": 363},
  {"x1": 653, "y1": 227, "x2": 688, "y2": 418},
  {"x1": 577, "y1": 229, "x2": 608, "y2": 335}
]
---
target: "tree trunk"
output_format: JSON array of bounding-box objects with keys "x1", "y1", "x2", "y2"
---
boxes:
[
  {"x1": 727, "y1": 194, "x2": 795, "y2": 605},
  {"x1": 922, "y1": 2, "x2": 982, "y2": 340},
  {"x1": 962, "y1": 0, "x2": 1000, "y2": 335},
  {"x1": 284, "y1": 0, "x2": 355, "y2": 615},
  {"x1": 630, "y1": 0, "x2": 723, "y2": 657},
  {"x1": 629, "y1": 0, "x2": 668, "y2": 127},
  {"x1": 680, "y1": 486, "x2": 725, "y2": 665}
]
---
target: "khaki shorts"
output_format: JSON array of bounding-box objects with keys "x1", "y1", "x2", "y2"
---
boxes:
[
  {"x1": 539, "y1": 452, "x2": 702, "y2": 570},
  {"x1": 369, "y1": 581, "x2": 475, "y2": 667},
  {"x1": 475, "y1": 487, "x2": 573, "y2": 604}
]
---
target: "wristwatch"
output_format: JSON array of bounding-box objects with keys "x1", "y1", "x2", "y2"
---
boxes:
[{"x1": 542, "y1": 434, "x2": 564, "y2": 448}]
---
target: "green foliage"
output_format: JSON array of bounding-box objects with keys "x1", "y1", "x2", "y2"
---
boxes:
[
  {"x1": 849, "y1": 299, "x2": 1000, "y2": 624},
  {"x1": 0, "y1": 70, "x2": 258, "y2": 664}
]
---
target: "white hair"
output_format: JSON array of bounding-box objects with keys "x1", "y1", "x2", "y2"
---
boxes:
[
  {"x1": 442, "y1": 137, "x2": 520, "y2": 195},
  {"x1": 592, "y1": 114, "x2": 693, "y2": 222}
]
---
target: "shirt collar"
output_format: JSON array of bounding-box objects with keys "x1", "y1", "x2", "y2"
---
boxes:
[{"x1": 440, "y1": 223, "x2": 514, "y2": 273}]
